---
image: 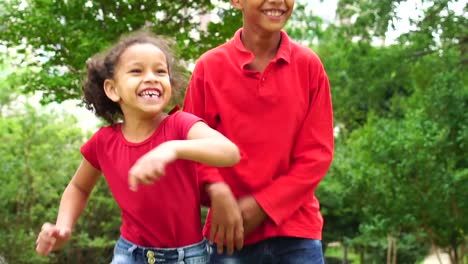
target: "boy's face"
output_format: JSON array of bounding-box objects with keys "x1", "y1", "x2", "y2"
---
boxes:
[{"x1": 231, "y1": 0, "x2": 294, "y2": 33}]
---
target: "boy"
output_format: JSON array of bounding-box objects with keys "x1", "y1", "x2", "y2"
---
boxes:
[{"x1": 183, "y1": 0, "x2": 334, "y2": 263}]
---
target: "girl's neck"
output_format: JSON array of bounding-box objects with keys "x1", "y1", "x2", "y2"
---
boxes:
[{"x1": 120, "y1": 113, "x2": 167, "y2": 143}]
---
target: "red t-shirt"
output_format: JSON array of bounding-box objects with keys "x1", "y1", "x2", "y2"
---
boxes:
[
  {"x1": 81, "y1": 111, "x2": 203, "y2": 247},
  {"x1": 184, "y1": 29, "x2": 334, "y2": 244}
]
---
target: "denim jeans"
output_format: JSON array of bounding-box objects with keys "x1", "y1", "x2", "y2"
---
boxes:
[
  {"x1": 209, "y1": 237, "x2": 324, "y2": 264},
  {"x1": 111, "y1": 236, "x2": 211, "y2": 264}
]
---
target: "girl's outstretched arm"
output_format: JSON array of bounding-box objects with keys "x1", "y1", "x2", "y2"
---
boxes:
[{"x1": 36, "y1": 159, "x2": 101, "y2": 256}]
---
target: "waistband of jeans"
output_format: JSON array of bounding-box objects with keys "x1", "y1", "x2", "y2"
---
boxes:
[{"x1": 118, "y1": 236, "x2": 208, "y2": 260}]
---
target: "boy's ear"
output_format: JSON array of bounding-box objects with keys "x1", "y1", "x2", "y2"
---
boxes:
[
  {"x1": 230, "y1": 0, "x2": 242, "y2": 10},
  {"x1": 104, "y1": 79, "x2": 120, "y2": 102}
]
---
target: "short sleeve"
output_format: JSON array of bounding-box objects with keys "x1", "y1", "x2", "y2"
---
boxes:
[
  {"x1": 170, "y1": 111, "x2": 204, "y2": 140},
  {"x1": 80, "y1": 129, "x2": 102, "y2": 170}
]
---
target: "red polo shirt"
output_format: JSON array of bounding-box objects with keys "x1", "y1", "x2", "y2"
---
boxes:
[{"x1": 183, "y1": 29, "x2": 334, "y2": 244}]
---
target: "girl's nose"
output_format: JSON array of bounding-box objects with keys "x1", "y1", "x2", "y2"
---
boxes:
[{"x1": 144, "y1": 70, "x2": 159, "y2": 82}]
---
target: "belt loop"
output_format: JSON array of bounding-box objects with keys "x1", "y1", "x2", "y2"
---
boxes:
[
  {"x1": 127, "y1": 245, "x2": 137, "y2": 254},
  {"x1": 177, "y1": 248, "x2": 185, "y2": 261},
  {"x1": 206, "y1": 241, "x2": 212, "y2": 255},
  {"x1": 127, "y1": 245, "x2": 137, "y2": 261}
]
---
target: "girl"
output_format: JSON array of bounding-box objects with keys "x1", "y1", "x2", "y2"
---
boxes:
[{"x1": 35, "y1": 31, "x2": 243, "y2": 264}]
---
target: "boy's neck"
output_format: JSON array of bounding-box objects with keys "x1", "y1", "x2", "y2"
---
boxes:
[
  {"x1": 240, "y1": 29, "x2": 282, "y2": 72},
  {"x1": 121, "y1": 113, "x2": 167, "y2": 143}
]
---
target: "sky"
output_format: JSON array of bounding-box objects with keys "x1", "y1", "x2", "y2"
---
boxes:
[{"x1": 304, "y1": 0, "x2": 338, "y2": 24}]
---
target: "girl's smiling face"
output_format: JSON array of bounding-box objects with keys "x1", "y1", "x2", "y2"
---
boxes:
[{"x1": 104, "y1": 43, "x2": 172, "y2": 120}]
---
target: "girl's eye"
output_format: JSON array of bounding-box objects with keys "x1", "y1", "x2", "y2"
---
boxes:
[
  {"x1": 130, "y1": 69, "x2": 142, "y2": 73},
  {"x1": 156, "y1": 69, "x2": 167, "y2": 74}
]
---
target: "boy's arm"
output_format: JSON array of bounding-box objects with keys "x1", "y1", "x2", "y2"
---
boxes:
[
  {"x1": 36, "y1": 159, "x2": 101, "y2": 255},
  {"x1": 253, "y1": 66, "x2": 334, "y2": 226},
  {"x1": 183, "y1": 124, "x2": 245, "y2": 254},
  {"x1": 183, "y1": 67, "x2": 243, "y2": 254},
  {"x1": 183, "y1": 70, "x2": 227, "y2": 205}
]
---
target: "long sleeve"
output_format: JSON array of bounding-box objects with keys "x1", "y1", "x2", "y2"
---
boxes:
[
  {"x1": 183, "y1": 65, "x2": 225, "y2": 206},
  {"x1": 253, "y1": 68, "x2": 334, "y2": 225}
]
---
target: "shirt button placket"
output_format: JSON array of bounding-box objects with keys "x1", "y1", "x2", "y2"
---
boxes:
[{"x1": 259, "y1": 70, "x2": 268, "y2": 96}]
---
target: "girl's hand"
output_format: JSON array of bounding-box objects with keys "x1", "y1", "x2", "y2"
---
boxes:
[
  {"x1": 35, "y1": 223, "x2": 71, "y2": 256},
  {"x1": 128, "y1": 142, "x2": 177, "y2": 191},
  {"x1": 208, "y1": 183, "x2": 244, "y2": 255}
]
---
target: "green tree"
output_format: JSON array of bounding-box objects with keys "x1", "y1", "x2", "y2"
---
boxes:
[
  {"x1": 290, "y1": 1, "x2": 467, "y2": 262},
  {"x1": 0, "y1": 0, "x2": 237, "y2": 103},
  {"x1": 0, "y1": 102, "x2": 120, "y2": 263}
]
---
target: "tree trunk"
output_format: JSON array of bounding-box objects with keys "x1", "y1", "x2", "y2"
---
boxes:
[
  {"x1": 342, "y1": 244, "x2": 348, "y2": 264},
  {"x1": 449, "y1": 238, "x2": 459, "y2": 264},
  {"x1": 359, "y1": 245, "x2": 365, "y2": 264},
  {"x1": 387, "y1": 236, "x2": 392, "y2": 264},
  {"x1": 435, "y1": 249, "x2": 444, "y2": 264},
  {"x1": 387, "y1": 235, "x2": 398, "y2": 264}
]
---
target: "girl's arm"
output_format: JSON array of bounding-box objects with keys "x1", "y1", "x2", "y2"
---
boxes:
[
  {"x1": 36, "y1": 159, "x2": 101, "y2": 256},
  {"x1": 128, "y1": 121, "x2": 244, "y2": 254},
  {"x1": 129, "y1": 121, "x2": 240, "y2": 190},
  {"x1": 174, "y1": 121, "x2": 240, "y2": 166},
  {"x1": 56, "y1": 158, "x2": 101, "y2": 229}
]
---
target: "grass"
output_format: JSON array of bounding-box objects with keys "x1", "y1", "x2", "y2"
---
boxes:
[{"x1": 325, "y1": 245, "x2": 361, "y2": 264}]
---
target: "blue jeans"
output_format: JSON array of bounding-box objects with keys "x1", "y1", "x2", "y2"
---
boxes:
[
  {"x1": 111, "y1": 236, "x2": 211, "y2": 264},
  {"x1": 209, "y1": 237, "x2": 324, "y2": 264}
]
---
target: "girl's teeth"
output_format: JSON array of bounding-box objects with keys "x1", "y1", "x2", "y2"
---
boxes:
[
  {"x1": 265, "y1": 10, "x2": 282, "y2": 16},
  {"x1": 140, "y1": 91, "x2": 161, "y2": 97}
]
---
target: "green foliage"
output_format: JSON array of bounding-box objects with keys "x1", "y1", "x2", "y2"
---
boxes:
[
  {"x1": 0, "y1": 105, "x2": 119, "y2": 263},
  {"x1": 336, "y1": 0, "x2": 403, "y2": 39},
  {"x1": 0, "y1": 0, "x2": 218, "y2": 103},
  {"x1": 0, "y1": 54, "x2": 21, "y2": 113},
  {"x1": 286, "y1": 2, "x2": 325, "y2": 45},
  {"x1": 323, "y1": 34, "x2": 466, "y2": 264},
  {"x1": 309, "y1": 0, "x2": 467, "y2": 262},
  {"x1": 197, "y1": 5, "x2": 242, "y2": 56},
  {"x1": 318, "y1": 29, "x2": 411, "y2": 131},
  {"x1": 1, "y1": 0, "x2": 467, "y2": 262}
]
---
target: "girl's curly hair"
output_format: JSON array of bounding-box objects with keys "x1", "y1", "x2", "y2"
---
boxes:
[{"x1": 82, "y1": 31, "x2": 186, "y2": 124}]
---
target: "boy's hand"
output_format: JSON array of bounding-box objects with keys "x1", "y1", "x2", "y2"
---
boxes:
[
  {"x1": 238, "y1": 196, "x2": 267, "y2": 236},
  {"x1": 35, "y1": 223, "x2": 71, "y2": 256},
  {"x1": 207, "y1": 182, "x2": 244, "y2": 255},
  {"x1": 128, "y1": 142, "x2": 177, "y2": 191}
]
